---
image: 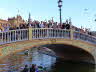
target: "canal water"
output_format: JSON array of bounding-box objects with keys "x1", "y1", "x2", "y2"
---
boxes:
[{"x1": 0, "y1": 48, "x2": 95, "y2": 72}]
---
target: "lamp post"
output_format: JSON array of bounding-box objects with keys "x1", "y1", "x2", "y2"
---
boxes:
[{"x1": 58, "y1": 0, "x2": 62, "y2": 27}]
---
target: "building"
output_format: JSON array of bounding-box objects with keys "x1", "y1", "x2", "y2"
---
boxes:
[
  {"x1": 8, "y1": 15, "x2": 26, "y2": 28},
  {"x1": 28, "y1": 13, "x2": 32, "y2": 26}
]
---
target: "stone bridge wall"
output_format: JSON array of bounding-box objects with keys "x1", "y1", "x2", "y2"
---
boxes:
[{"x1": 0, "y1": 39, "x2": 96, "y2": 63}]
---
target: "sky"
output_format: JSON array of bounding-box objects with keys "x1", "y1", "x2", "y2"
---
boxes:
[{"x1": 0, "y1": 0, "x2": 96, "y2": 31}]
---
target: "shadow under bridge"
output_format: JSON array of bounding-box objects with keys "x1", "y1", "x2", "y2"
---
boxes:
[{"x1": 41, "y1": 44, "x2": 95, "y2": 64}]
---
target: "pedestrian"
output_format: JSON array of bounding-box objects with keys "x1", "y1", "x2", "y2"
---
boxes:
[
  {"x1": 22, "y1": 65, "x2": 29, "y2": 72},
  {"x1": 30, "y1": 64, "x2": 36, "y2": 72}
]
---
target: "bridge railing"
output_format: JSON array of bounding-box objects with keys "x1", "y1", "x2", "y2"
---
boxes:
[
  {"x1": 0, "y1": 29, "x2": 28, "y2": 45},
  {"x1": 0, "y1": 28, "x2": 96, "y2": 45},
  {"x1": 73, "y1": 31, "x2": 96, "y2": 44},
  {"x1": 32, "y1": 28, "x2": 70, "y2": 39}
]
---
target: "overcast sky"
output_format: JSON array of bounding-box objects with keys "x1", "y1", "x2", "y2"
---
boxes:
[{"x1": 0, "y1": 0, "x2": 96, "y2": 31}]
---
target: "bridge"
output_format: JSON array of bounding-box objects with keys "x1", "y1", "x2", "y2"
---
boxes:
[{"x1": 0, "y1": 27, "x2": 96, "y2": 64}]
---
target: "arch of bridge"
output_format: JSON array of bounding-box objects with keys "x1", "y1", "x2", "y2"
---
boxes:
[{"x1": 0, "y1": 38, "x2": 96, "y2": 63}]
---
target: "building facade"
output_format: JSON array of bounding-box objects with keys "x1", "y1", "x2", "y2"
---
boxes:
[{"x1": 8, "y1": 15, "x2": 26, "y2": 28}]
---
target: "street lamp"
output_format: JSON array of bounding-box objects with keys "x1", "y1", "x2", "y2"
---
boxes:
[{"x1": 58, "y1": 0, "x2": 63, "y2": 27}]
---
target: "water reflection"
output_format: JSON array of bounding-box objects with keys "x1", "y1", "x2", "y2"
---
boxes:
[{"x1": 0, "y1": 48, "x2": 56, "y2": 72}]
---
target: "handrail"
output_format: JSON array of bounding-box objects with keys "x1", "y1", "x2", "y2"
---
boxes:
[
  {"x1": 0, "y1": 28, "x2": 96, "y2": 45},
  {"x1": 32, "y1": 28, "x2": 70, "y2": 39},
  {"x1": 75, "y1": 31, "x2": 96, "y2": 39},
  {"x1": 0, "y1": 29, "x2": 29, "y2": 45},
  {"x1": 74, "y1": 31, "x2": 96, "y2": 44}
]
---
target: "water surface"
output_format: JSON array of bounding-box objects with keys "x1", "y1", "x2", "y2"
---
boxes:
[{"x1": 0, "y1": 48, "x2": 95, "y2": 72}]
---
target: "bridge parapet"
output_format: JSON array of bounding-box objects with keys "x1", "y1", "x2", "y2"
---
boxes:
[
  {"x1": 74, "y1": 31, "x2": 96, "y2": 44},
  {"x1": 0, "y1": 29, "x2": 28, "y2": 45},
  {"x1": 0, "y1": 28, "x2": 96, "y2": 45},
  {"x1": 32, "y1": 28, "x2": 70, "y2": 39}
]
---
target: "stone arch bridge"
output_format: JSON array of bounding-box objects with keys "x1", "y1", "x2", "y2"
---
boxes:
[{"x1": 0, "y1": 28, "x2": 96, "y2": 64}]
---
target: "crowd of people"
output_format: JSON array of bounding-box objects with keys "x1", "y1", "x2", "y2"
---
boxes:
[
  {"x1": 8, "y1": 20, "x2": 71, "y2": 30},
  {"x1": 21, "y1": 64, "x2": 47, "y2": 72},
  {"x1": 0, "y1": 19, "x2": 94, "y2": 36},
  {"x1": 9, "y1": 19, "x2": 92, "y2": 35}
]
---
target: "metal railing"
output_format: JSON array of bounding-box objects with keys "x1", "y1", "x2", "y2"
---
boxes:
[{"x1": 0, "y1": 28, "x2": 96, "y2": 45}]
